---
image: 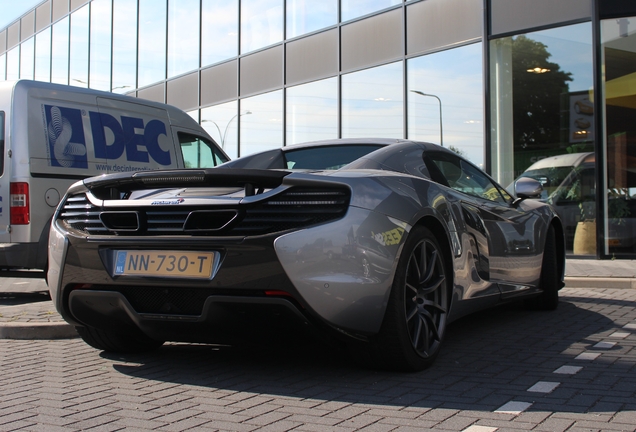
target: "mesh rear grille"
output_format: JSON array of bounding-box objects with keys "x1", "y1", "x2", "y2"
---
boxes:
[{"x1": 58, "y1": 187, "x2": 350, "y2": 236}]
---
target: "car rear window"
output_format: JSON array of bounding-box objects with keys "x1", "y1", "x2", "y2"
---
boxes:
[{"x1": 284, "y1": 145, "x2": 383, "y2": 170}]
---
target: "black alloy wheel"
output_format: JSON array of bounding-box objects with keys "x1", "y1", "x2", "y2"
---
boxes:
[
  {"x1": 403, "y1": 234, "x2": 448, "y2": 358},
  {"x1": 372, "y1": 225, "x2": 449, "y2": 371}
]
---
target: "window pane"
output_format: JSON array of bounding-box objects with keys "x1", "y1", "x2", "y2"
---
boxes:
[
  {"x1": 241, "y1": 0, "x2": 283, "y2": 54},
  {"x1": 602, "y1": 17, "x2": 636, "y2": 256},
  {"x1": 287, "y1": 0, "x2": 337, "y2": 38},
  {"x1": 240, "y1": 90, "x2": 283, "y2": 156},
  {"x1": 342, "y1": 62, "x2": 403, "y2": 139},
  {"x1": 201, "y1": 101, "x2": 239, "y2": 159},
  {"x1": 20, "y1": 38, "x2": 34, "y2": 80},
  {"x1": 0, "y1": 54, "x2": 5, "y2": 81},
  {"x1": 286, "y1": 77, "x2": 338, "y2": 144},
  {"x1": 408, "y1": 43, "x2": 484, "y2": 167},
  {"x1": 490, "y1": 23, "x2": 594, "y2": 254},
  {"x1": 6, "y1": 47, "x2": 19, "y2": 80},
  {"x1": 35, "y1": 28, "x2": 51, "y2": 82},
  {"x1": 168, "y1": 0, "x2": 199, "y2": 78},
  {"x1": 90, "y1": 0, "x2": 112, "y2": 90},
  {"x1": 69, "y1": 5, "x2": 89, "y2": 87},
  {"x1": 201, "y1": 0, "x2": 238, "y2": 66},
  {"x1": 112, "y1": 0, "x2": 137, "y2": 93},
  {"x1": 341, "y1": 0, "x2": 401, "y2": 22},
  {"x1": 51, "y1": 17, "x2": 69, "y2": 84},
  {"x1": 139, "y1": 0, "x2": 166, "y2": 87}
]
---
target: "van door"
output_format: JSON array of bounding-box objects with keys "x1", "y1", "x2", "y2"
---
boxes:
[{"x1": 0, "y1": 111, "x2": 10, "y2": 244}]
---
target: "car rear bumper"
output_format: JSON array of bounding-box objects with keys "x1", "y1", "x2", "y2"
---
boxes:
[
  {"x1": 68, "y1": 289, "x2": 317, "y2": 344},
  {"x1": 49, "y1": 206, "x2": 407, "y2": 341}
]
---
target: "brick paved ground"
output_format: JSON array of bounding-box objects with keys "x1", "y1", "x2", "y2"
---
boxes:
[
  {"x1": 0, "y1": 297, "x2": 62, "y2": 324},
  {"x1": 1, "y1": 287, "x2": 636, "y2": 431}
]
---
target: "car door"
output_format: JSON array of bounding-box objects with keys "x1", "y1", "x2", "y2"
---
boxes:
[
  {"x1": 476, "y1": 192, "x2": 545, "y2": 294},
  {"x1": 425, "y1": 151, "x2": 544, "y2": 295},
  {"x1": 423, "y1": 151, "x2": 498, "y2": 299},
  {"x1": 458, "y1": 160, "x2": 544, "y2": 293}
]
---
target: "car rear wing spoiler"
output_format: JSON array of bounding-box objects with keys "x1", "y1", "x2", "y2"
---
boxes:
[{"x1": 82, "y1": 168, "x2": 292, "y2": 197}]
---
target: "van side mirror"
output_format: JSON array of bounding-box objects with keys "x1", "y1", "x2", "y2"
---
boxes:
[{"x1": 514, "y1": 177, "x2": 543, "y2": 200}]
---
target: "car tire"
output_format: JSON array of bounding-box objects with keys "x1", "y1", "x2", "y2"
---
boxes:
[
  {"x1": 371, "y1": 225, "x2": 449, "y2": 372},
  {"x1": 525, "y1": 225, "x2": 559, "y2": 311},
  {"x1": 76, "y1": 326, "x2": 164, "y2": 353}
]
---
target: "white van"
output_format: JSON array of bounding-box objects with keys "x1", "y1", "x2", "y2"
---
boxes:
[
  {"x1": 507, "y1": 152, "x2": 594, "y2": 200},
  {"x1": 0, "y1": 80, "x2": 229, "y2": 271}
]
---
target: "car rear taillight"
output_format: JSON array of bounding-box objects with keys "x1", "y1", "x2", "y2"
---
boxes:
[
  {"x1": 10, "y1": 182, "x2": 30, "y2": 225},
  {"x1": 264, "y1": 290, "x2": 293, "y2": 297}
]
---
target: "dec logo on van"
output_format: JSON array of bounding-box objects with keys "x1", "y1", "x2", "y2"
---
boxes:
[{"x1": 44, "y1": 105, "x2": 172, "y2": 169}]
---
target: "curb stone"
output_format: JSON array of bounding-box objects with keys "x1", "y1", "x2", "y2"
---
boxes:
[
  {"x1": 0, "y1": 275, "x2": 634, "y2": 340},
  {"x1": 564, "y1": 276, "x2": 636, "y2": 289},
  {"x1": 0, "y1": 322, "x2": 78, "y2": 340}
]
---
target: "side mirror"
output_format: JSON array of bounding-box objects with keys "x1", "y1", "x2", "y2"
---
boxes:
[{"x1": 514, "y1": 177, "x2": 543, "y2": 200}]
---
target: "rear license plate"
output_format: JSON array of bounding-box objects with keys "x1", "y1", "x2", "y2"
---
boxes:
[{"x1": 114, "y1": 250, "x2": 217, "y2": 279}]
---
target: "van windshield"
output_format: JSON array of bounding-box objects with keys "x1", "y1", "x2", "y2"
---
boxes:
[{"x1": 517, "y1": 166, "x2": 576, "y2": 200}]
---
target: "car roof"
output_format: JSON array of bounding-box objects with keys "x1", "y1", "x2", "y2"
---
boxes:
[{"x1": 219, "y1": 138, "x2": 441, "y2": 169}]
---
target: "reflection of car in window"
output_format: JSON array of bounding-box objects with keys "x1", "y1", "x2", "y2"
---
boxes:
[
  {"x1": 574, "y1": 118, "x2": 591, "y2": 129},
  {"x1": 547, "y1": 159, "x2": 636, "y2": 251},
  {"x1": 508, "y1": 152, "x2": 593, "y2": 200},
  {"x1": 574, "y1": 98, "x2": 594, "y2": 115}
]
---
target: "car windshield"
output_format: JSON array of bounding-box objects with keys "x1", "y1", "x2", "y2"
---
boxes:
[
  {"x1": 516, "y1": 166, "x2": 576, "y2": 200},
  {"x1": 284, "y1": 145, "x2": 383, "y2": 170}
]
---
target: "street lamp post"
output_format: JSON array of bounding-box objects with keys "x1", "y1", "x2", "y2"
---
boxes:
[
  {"x1": 203, "y1": 111, "x2": 251, "y2": 149},
  {"x1": 410, "y1": 90, "x2": 443, "y2": 147}
]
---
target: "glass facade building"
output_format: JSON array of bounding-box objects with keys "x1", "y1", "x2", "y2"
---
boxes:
[{"x1": 1, "y1": 0, "x2": 635, "y2": 259}]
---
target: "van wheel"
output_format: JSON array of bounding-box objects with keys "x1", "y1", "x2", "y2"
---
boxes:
[{"x1": 76, "y1": 326, "x2": 164, "y2": 353}]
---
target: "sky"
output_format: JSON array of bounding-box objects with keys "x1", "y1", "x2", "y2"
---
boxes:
[{"x1": 0, "y1": 0, "x2": 43, "y2": 30}]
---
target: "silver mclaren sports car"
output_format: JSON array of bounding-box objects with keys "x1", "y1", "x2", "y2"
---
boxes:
[{"x1": 48, "y1": 139, "x2": 565, "y2": 371}]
